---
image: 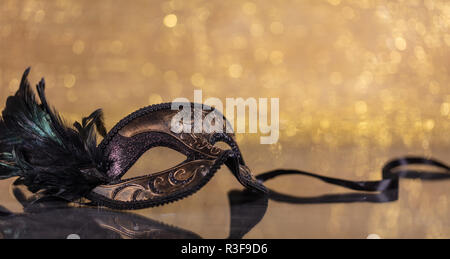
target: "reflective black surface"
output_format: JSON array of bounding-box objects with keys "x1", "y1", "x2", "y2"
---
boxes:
[
  {"x1": 0, "y1": 186, "x2": 267, "y2": 239},
  {"x1": 1, "y1": 155, "x2": 448, "y2": 239}
]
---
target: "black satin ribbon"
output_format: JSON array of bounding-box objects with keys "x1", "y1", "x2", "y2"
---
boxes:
[{"x1": 255, "y1": 156, "x2": 450, "y2": 204}]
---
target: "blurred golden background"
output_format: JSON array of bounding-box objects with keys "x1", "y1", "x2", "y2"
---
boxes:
[{"x1": 0, "y1": 0, "x2": 449, "y2": 238}]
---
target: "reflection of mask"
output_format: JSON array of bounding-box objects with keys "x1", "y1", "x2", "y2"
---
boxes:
[
  {"x1": 0, "y1": 186, "x2": 267, "y2": 239},
  {"x1": 0, "y1": 187, "x2": 202, "y2": 239},
  {"x1": 0, "y1": 68, "x2": 449, "y2": 211}
]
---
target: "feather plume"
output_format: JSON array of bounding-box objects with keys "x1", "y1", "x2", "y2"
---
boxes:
[{"x1": 0, "y1": 68, "x2": 109, "y2": 200}]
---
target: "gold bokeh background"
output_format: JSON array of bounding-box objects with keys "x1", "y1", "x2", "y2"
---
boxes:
[{"x1": 0, "y1": 0, "x2": 449, "y2": 238}]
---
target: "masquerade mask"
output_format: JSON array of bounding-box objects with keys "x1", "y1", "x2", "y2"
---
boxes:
[
  {"x1": 88, "y1": 102, "x2": 267, "y2": 209},
  {"x1": 0, "y1": 68, "x2": 267, "y2": 209},
  {"x1": 0, "y1": 68, "x2": 449, "y2": 211}
]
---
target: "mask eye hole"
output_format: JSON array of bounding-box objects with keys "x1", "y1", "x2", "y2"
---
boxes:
[
  {"x1": 213, "y1": 141, "x2": 232, "y2": 151},
  {"x1": 122, "y1": 147, "x2": 187, "y2": 179}
]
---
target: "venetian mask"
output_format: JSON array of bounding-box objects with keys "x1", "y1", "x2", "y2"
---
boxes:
[
  {"x1": 0, "y1": 68, "x2": 267, "y2": 210},
  {"x1": 88, "y1": 102, "x2": 267, "y2": 209}
]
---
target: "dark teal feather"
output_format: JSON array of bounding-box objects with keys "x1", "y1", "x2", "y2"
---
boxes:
[{"x1": 0, "y1": 68, "x2": 109, "y2": 200}]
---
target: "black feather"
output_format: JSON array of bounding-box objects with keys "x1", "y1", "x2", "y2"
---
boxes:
[{"x1": 0, "y1": 68, "x2": 109, "y2": 200}]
